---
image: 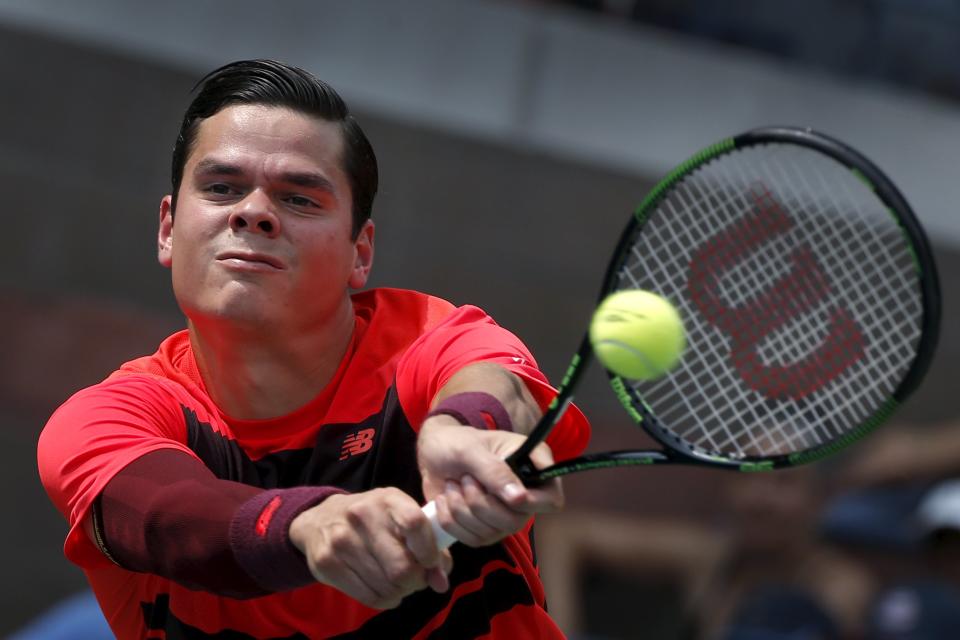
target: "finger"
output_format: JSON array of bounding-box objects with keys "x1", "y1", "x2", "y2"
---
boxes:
[
  {"x1": 365, "y1": 530, "x2": 428, "y2": 596},
  {"x1": 435, "y1": 486, "x2": 496, "y2": 546},
  {"x1": 341, "y1": 495, "x2": 425, "y2": 602},
  {"x1": 311, "y1": 546, "x2": 398, "y2": 610},
  {"x1": 432, "y1": 493, "x2": 469, "y2": 544},
  {"x1": 345, "y1": 564, "x2": 404, "y2": 610},
  {"x1": 460, "y1": 474, "x2": 528, "y2": 534},
  {"x1": 425, "y1": 566, "x2": 450, "y2": 594},
  {"x1": 444, "y1": 478, "x2": 525, "y2": 547},
  {"x1": 360, "y1": 503, "x2": 434, "y2": 596},
  {"x1": 506, "y1": 443, "x2": 563, "y2": 513},
  {"x1": 344, "y1": 541, "x2": 410, "y2": 607},
  {"x1": 522, "y1": 477, "x2": 565, "y2": 514},
  {"x1": 526, "y1": 441, "x2": 557, "y2": 471},
  {"x1": 391, "y1": 500, "x2": 447, "y2": 577},
  {"x1": 422, "y1": 547, "x2": 453, "y2": 594},
  {"x1": 463, "y1": 444, "x2": 528, "y2": 507}
]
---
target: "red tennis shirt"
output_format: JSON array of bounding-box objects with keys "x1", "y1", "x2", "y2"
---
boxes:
[{"x1": 38, "y1": 288, "x2": 589, "y2": 639}]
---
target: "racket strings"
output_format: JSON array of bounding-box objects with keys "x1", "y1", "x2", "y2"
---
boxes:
[
  {"x1": 722, "y1": 150, "x2": 882, "y2": 448},
  {"x1": 671, "y1": 183, "x2": 771, "y2": 451},
  {"x1": 772, "y1": 149, "x2": 919, "y2": 380},
  {"x1": 657, "y1": 176, "x2": 798, "y2": 454},
  {"x1": 616, "y1": 143, "x2": 924, "y2": 460},
  {"x1": 760, "y1": 149, "x2": 920, "y2": 442},
  {"x1": 720, "y1": 154, "x2": 916, "y2": 450}
]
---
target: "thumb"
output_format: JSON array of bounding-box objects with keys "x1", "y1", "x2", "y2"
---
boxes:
[{"x1": 425, "y1": 550, "x2": 453, "y2": 593}]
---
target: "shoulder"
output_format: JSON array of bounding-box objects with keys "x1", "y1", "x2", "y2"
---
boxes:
[
  {"x1": 113, "y1": 330, "x2": 197, "y2": 383},
  {"x1": 350, "y1": 288, "x2": 489, "y2": 361},
  {"x1": 352, "y1": 288, "x2": 460, "y2": 332},
  {"x1": 41, "y1": 374, "x2": 195, "y2": 452},
  {"x1": 62, "y1": 372, "x2": 190, "y2": 410},
  {"x1": 41, "y1": 329, "x2": 211, "y2": 452}
]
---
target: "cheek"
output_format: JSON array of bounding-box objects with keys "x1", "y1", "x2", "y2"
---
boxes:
[
  {"x1": 169, "y1": 245, "x2": 200, "y2": 296},
  {"x1": 173, "y1": 211, "x2": 219, "y2": 257},
  {"x1": 169, "y1": 217, "x2": 218, "y2": 281},
  {"x1": 296, "y1": 228, "x2": 355, "y2": 273}
]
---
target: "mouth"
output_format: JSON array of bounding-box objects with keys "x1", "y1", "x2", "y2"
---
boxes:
[{"x1": 216, "y1": 251, "x2": 286, "y2": 270}]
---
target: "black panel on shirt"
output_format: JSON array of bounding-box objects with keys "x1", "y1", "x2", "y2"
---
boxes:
[
  {"x1": 327, "y1": 543, "x2": 533, "y2": 640},
  {"x1": 139, "y1": 542, "x2": 533, "y2": 639},
  {"x1": 142, "y1": 594, "x2": 307, "y2": 639},
  {"x1": 182, "y1": 384, "x2": 422, "y2": 500}
]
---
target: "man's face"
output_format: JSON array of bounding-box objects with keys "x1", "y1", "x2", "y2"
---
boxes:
[{"x1": 158, "y1": 104, "x2": 373, "y2": 331}]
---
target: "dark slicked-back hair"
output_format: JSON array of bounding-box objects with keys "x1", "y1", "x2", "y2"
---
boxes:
[{"x1": 170, "y1": 59, "x2": 378, "y2": 237}]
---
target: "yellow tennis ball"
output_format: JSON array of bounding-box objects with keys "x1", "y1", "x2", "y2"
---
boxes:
[{"x1": 589, "y1": 290, "x2": 685, "y2": 380}]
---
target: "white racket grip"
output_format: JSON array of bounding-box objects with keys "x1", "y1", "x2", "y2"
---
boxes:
[{"x1": 421, "y1": 500, "x2": 457, "y2": 549}]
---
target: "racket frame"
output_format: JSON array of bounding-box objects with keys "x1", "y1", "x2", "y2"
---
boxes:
[{"x1": 507, "y1": 126, "x2": 941, "y2": 480}]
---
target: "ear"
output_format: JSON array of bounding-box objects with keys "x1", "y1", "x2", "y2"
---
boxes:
[
  {"x1": 348, "y1": 220, "x2": 375, "y2": 289},
  {"x1": 158, "y1": 195, "x2": 174, "y2": 268}
]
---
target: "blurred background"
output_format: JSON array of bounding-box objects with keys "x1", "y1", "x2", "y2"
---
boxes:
[{"x1": 2, "y1": 0, "x2": 959, "y2": 638}]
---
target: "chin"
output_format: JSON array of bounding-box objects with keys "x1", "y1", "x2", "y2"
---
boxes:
[{"x1": 181, "y1": 290, "x2": 277, "y2": 330}]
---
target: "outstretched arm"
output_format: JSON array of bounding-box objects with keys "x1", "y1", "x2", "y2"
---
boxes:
[{"x1": 87, "y1": 449, "x2": 450, "y2": 608}]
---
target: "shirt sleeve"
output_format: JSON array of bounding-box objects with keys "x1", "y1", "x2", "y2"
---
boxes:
[
  {"x1": 37, "y1": 374, "x2": 201, "y2": 568},
  {"x1": 395, "y1": 305, "x2": 590, "y2": 460}
]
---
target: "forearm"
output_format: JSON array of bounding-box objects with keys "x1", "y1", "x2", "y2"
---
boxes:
[
  {"x1": 416, "y1": 363, "x2": 564, "y2": 548},
  {"x1": 94, "y1": 449, "x2": 340, "y2": 598},
  {"x1": 430, "y1": 362, "x2": 543, "y2": 435}
]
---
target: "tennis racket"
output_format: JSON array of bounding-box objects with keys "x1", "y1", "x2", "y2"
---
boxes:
[{"x1": 423, "y1": 126, "x2": 941, "y2": 548}]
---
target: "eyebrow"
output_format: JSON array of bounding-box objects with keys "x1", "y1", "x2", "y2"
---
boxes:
[
  {"x1": 280, "y1": 171, "x2": 336, "y2": 193},
  {"x1": 193, "y1": 159, "x2": 244, "y2": 178},
  {"x1": 193, "y1": 159, "x2": 336, "y2": 193}
]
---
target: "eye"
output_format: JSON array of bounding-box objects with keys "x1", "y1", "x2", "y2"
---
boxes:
[
  {"x1": 286, "y1": 195, "x2": 319, "y2": 209},
  {"x1": 199, "y1": 182, "x2": 240, "y2": 200},
  {"x1": 206, "y1": 183, "x2": 235, "y2": 196}
]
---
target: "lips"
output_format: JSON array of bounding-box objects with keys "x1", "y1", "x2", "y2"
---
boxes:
[{"x1": 216, "y1": 251, "x2": 286, "y2": 270}]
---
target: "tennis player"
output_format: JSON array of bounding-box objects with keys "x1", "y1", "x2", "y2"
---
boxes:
[{"x1": 37, "y1": 59, "x2": 589, "y2": 638}]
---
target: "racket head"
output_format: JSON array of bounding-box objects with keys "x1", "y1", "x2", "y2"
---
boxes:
[{"x1": 598, "y1": 126, "x2": 941, "y2": 471}]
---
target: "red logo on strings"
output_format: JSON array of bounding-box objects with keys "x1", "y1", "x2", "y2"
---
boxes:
[
  {"x1": 687, "y1": 183, "x2": 866, "y2": 400},
  {"x1": 339, "y1": 428, "x2": 376, "y2": 460}
]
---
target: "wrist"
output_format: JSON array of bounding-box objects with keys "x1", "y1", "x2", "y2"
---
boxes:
[
  {"x1": 427, "y1": 391, "x2": 513, "y2": 432},
  {"x1": 288, "y1": 492, "x2": 349, "y2": 551},
  {"x1": 229, "y1": 486, "x2": 346, "y2": 592}
]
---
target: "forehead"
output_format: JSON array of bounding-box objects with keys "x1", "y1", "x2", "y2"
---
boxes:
[{"x1": 187, "y1": 104, "x2": 346, "y2": 174}]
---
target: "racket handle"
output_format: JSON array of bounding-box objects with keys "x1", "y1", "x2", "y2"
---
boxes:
[{"x1": 421, "y1": 500, "x2": 457, "y2": 549}]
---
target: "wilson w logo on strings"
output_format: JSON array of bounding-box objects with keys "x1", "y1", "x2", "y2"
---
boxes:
[{"x1": 687, "y1": 182, "x2": 866, "y2": 400}]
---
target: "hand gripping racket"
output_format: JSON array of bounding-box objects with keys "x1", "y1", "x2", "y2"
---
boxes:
[{"x1": 423, "y1": 126, "x2": 941, "y2": 548}]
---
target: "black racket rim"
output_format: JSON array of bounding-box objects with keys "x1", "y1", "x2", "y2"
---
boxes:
[
  {"x1": 510, "y1": 126, "x2": 941, "y2": 481},
  {"x1": 600, "y1": 126, "x2": 942, "y2": 472}
]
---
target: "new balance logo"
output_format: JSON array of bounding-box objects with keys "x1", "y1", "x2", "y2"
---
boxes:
[{"x1": 339, "y1": 428, "x2": 375, "y2": 460}]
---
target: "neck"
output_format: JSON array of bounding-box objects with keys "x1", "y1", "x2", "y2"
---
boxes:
[{"x1": 188, "y1": 297, "x2": 356, "y2": 420}]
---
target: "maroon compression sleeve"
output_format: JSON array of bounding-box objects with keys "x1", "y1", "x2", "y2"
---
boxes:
[{"x1": 95, "y1": 449, "x2": 341, "y2": 598}]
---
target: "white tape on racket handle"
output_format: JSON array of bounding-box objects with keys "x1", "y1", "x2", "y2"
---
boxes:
[{"x1": 421, "y1": 500, "x2": 457, "y2": 549}]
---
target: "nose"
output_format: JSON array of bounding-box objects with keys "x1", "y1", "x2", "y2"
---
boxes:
[{"x1": 229, "y1": 189, "x2": 280, "y2": 237}]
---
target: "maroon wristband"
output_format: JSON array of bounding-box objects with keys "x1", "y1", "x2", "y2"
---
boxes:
[
  {"x1": 426, "y1": 391, "x2": 513, "y2": 431},
  {"x1": 229, "y1": 486, "x2": 345, "y2": 592}
]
